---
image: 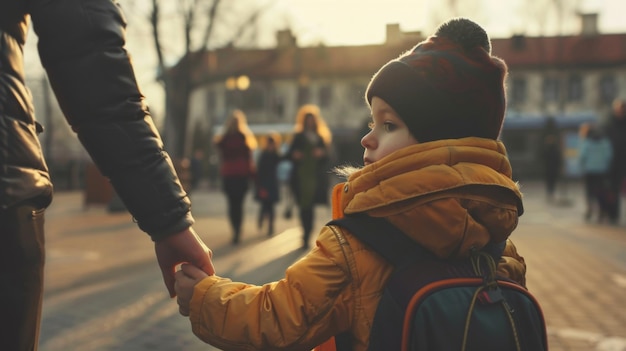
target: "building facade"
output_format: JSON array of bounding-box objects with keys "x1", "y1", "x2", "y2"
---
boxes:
[
  {"x1": 35, "y1": 16, "x2": 626, "y2": 182},
  {"x1": 184, "y1": 17, "x2": 626, "y2": 178}
]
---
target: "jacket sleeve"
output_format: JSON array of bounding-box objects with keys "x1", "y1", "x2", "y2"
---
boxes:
[
  {"x1": 29, "y1": 0, "x2": 192, "y2": 240},
  {"x1": 286, "y1": 133, "x2": 303, "y2": 161},
  {"x1": 188, "y1": 226, "x2": 354, "y2": 351}
]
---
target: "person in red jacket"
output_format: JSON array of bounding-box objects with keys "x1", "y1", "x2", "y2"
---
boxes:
[
  {"x1": 0, "y1": 1, "x2": 213, "y2": 350},
  {"x1": 215, "y1": 109, "x2": 258, "y2": 244}
]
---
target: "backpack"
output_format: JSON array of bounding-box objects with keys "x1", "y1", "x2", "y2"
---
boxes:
[{"x1": 327, "y1": 213, "x2": 548, "y2": 351}]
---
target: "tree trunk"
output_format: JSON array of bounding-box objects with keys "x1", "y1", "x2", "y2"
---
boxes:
[{"x1": 162, "y1": 62, "x2": 192, "y2": 159}]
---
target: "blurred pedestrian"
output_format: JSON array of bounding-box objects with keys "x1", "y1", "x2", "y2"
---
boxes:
[
  {"x1": 254, "y1": 133, "x2": 281, "y2": 236},
  {"x1": 539, "y1": 116, "x2": 563, "y2": 203},
  {"x1": 190, "y1": 149, "x2": 205, "y2": 191},
  {"x1": 606, "y1": 98, "x2": 626, "y2": 224},
  {"x1": 215, "y1": 110, "x2": 257, "y2": 244},
  {"x1": 286, "y1": 104, "x2": 332, "y2": 249},
  {"x1": 0, "y1": 2, "x2": 213, "y2": 350},
  {"x1": 276, "y1": 140, "x2": 294, "y2": 219},
  {"x1": 578, "y1": 123, "x2": 613, "y2": 222},
  {"x1": 174, "y1": 18, "x2": 526, "y2": 351}
]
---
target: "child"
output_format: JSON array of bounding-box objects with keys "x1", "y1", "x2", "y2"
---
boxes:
[
  {"x1": 175, "y1": 18, "x2": 526, "y2": 351},
  {"x1": 254, "y1": 134, "x2": 282, "y2": 236}
]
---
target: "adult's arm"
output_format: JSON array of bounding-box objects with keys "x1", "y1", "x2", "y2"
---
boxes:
[
  {"x1": 29, "y1": 0, "x2": 215, "y2": 296},
  {"x1": 30, "y1": 0, "x2": 189, "y2": 240}
]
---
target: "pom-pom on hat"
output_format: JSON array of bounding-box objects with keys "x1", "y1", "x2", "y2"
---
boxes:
[{"x1": 365, "y1": 18, "x2": 508, "y2": 142}]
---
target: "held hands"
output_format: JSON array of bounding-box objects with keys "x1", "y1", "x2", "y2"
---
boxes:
[
  {"x1": 291, "y1": 150, "x2": 304, "y2": 160},
  {"x1": 154, "y1": 227, "x2": 214, "y2": 297},
  {"x1": 312, "y1": 147, "x2": 325, "y2": 158},
  {"x1": 175, "y1": 264, "x2": 209, "y2": 316}
]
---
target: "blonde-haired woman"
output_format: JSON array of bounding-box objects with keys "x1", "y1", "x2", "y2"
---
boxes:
[
  {"x1": 286, "y1": 104, "x2": 332, "y2": 249},
  {"x1": 215, "y1": 110, "x2": 258, "y2": 244}
]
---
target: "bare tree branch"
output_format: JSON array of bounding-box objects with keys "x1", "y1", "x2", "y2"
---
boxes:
[
  {"x1": 200, "y1": 0, "x2": 222, "y2": 51},
  {"x1": 150, "y1": 0, "x2": 165, "y2": 78},
  {"x1": 223, "y1": 2, "x2": 274, "y2": 48},
  {"x1": 178, "y1": 0, "x2": 201, "y2": 54},
  {"x1": 145, "y1": 0, "x2": 276, "y2": 158}
]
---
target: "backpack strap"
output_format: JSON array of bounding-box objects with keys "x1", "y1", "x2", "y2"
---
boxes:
[
  {"x1": 327, "y1": 213, "x2": 427, "y2": 351},
  {"x1": 327, "y1": 213, "x2": 434, "y2": 268},
  {"x1": 328, "y1": 213, "x2": 506, "y2": 265}
]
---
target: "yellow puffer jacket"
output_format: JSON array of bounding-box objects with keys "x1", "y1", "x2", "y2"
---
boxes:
[{"x1": 188, "y1": 138, "x2": 526, "y2": 351}]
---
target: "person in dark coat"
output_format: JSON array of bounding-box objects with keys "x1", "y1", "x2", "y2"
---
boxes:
[
  {"x1": 0, "y1": 2, "x2": 213, "y2": 350},
  {"x1": 539, "y1": 116, "x2": 563, "y2": 202},
  {"x1": 606, "y1": 98, "x2": 626, "y2": 224},
  {"x1": 254, "y1": 134, "x2": 281, "y2": 236},
  {"x1": 286, "y1": 104, "x2": 332, "y2": 249},
  {"x1": 578, "y1": 123, "x2": 614, "y2": 222}
]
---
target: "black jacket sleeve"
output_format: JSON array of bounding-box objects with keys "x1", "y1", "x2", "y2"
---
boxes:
[{"x1": 29, "y1": 0, "x2": 192, "y2": 240}]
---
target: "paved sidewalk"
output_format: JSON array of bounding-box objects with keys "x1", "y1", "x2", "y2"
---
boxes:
[
  {"x1": 511, "y1": 180, "x2": 626, "y2": 351},
  {"x1": 38, "y1": 179, "x2": 626, "y2": 350}
]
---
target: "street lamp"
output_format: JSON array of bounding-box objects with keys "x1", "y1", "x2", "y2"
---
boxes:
[
  {"x1": 225, "y1": 75, "x2": 250, "y2": 91},
  {"x1": 225, "y1": 75, "x2": 250, "y2": 109}
]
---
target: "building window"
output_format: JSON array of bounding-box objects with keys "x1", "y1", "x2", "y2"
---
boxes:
[
  {"x1": 225, "y1": 90, "x2": 238, "y2": 109},
  {"x1": 350, "y1": 83, "x2": 365, "y2": 106},
  {"x1": 542, "y1": 77, "x2": 560, "y2": 102},
  {"x1": 273, "y1": 96, "x2": 285, "y2": 119},
  {"x1": 206, "y1": 90, "x2": 216, "y2": 112},
  {"x1": 241, "y1": 86, "x2": 265, "y2": 110},
  {"x1": 567, "y1": 74, "x2": 583, "y2": 102},
  {"x1": 298, "y1": 86, "x2": 310, "y2": 106},
  {"x1": 319, "y1": 85, "x2": 333, "y2": 107},
  {"x1": 599, "y1": 74, "x2": 617, "y2": 104},
  {"x1": 511, "y1": 77, "x2": 527, "y2": 104}
]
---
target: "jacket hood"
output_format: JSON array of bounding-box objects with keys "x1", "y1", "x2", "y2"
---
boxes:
[{"x1": 340, "y1": 137, "x2": 523, "y2": 258}]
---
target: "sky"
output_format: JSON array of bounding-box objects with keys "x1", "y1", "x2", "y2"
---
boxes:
[
  {"x1": 23, "y1": 0, "x2": 626, "y2": 125},
  {"x1": 279, "y1": 0, "x2": 626, "y2": 46}
]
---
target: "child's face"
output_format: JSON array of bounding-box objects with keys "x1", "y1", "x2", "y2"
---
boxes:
[{"x1": 361, "y1": 97, "x2": 418, "y2": 166}]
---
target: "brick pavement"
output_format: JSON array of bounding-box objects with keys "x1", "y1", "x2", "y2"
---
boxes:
[
  {"x1": 38, "y1": 180, "x2": 626, "y2": 351},
  {"x1": 511, "y1": 180, "x2": 626, "y2": 351}
]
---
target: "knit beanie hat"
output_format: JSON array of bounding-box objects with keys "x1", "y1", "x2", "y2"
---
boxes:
[{"x1": 365, "y1": 18, "x2": 508, "y2": 142}]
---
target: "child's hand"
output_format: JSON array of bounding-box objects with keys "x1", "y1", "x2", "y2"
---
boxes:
[{"x1": 175, "y1": 263, "x2": 209, "y2": 316}]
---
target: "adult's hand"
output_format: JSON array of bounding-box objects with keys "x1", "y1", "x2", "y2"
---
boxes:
[{"x1": 154, "y1": 227, "x2": 214, "y2": 297}]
